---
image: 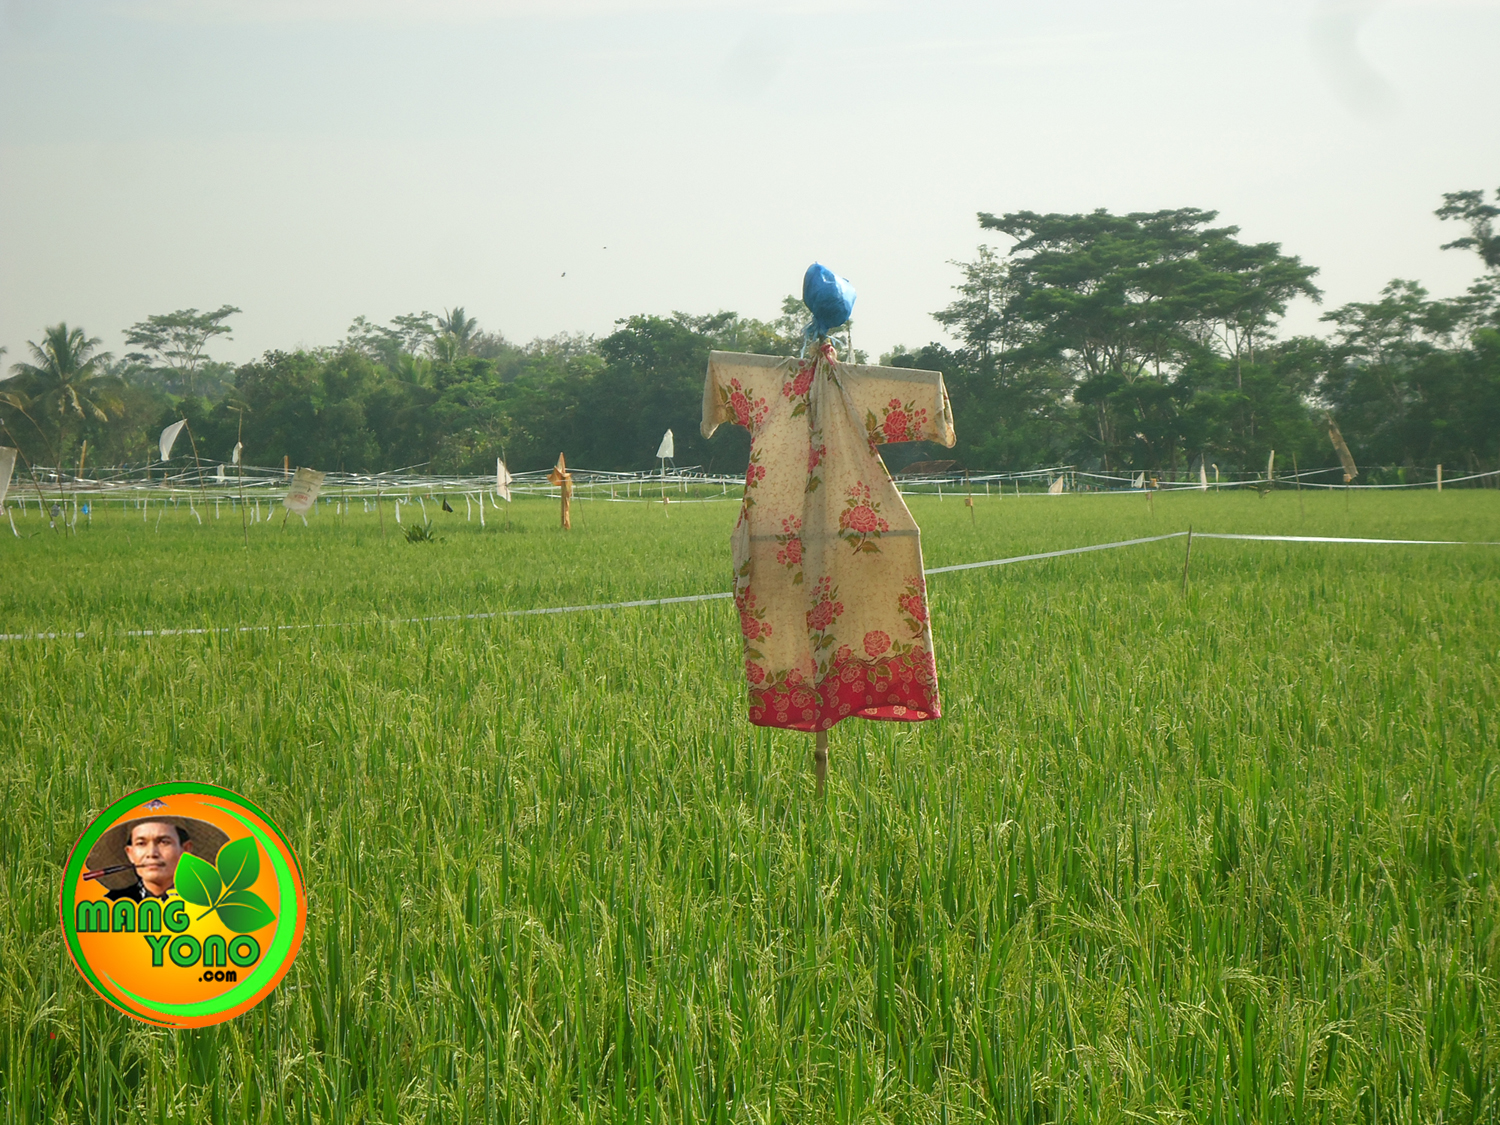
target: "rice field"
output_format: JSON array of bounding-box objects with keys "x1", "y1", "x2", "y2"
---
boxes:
[{"x1": 2, "y1": 487, "x2": 1498, "y2": 1123}]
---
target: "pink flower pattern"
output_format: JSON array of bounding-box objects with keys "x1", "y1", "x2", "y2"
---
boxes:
[
  {"x1": 805, "y1": 577, "x2": 844, "y2": 636},
  {"x1": 865, "y1": 397, "x2": 929, "y2": 446},
  {"x1": 775, "y1": 515, "x2": 803, "y2": 579},
  {"x1": 722, "y1": 378, "x2": 769, "y2": 431},
  {"x1": 838, "y1": 481, "x2": 891, "y2": 553}
]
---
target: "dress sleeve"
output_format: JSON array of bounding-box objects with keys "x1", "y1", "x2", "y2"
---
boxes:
[
  {"x1": 841, "y1": 362, "x2": 956, "y2": 448},
  {"x1": 701, "y1": 351, "x2": 791, "y2": 440}
]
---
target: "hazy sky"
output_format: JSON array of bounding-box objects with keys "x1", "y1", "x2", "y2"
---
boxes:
[{"x1": 1, "y1": 0, "x2": 1496, "y2": 369}]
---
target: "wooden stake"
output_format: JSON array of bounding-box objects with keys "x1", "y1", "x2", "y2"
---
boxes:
[
  {"x1": 1293, "y1": 452, "x2": 1304, "y2": 520},
  {"x1": 814, "y1": 730, "x2": 828, "y2": 797},
  {"x1": 548, "y1": 453, "x2": 573, "y2": 530},
  {"x1": 1437, "y1": 463, "x2": 1443, "y2": 492},
  {"x1": 1181, "y1": 525, "x2": 1193, "y2": 595},
  {"x1": 233, "y1": 408, "x2": 249, "y2": 548}
]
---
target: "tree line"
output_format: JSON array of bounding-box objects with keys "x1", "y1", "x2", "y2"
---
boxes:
[{"x1": 2, "y1": 190, "x2": 1496, "y2": 483}]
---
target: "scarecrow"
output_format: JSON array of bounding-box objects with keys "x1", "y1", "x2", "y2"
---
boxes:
[{"x1": 702, "y1": 264, "x2": 956, "y2": 789}]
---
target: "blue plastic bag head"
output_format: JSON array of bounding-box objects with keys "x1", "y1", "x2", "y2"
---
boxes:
[{"x1": 803, "y1": 263, "x2": 856, "y2": 338}]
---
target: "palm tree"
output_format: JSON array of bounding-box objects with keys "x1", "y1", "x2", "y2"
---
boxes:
[
  {"x1": 8, "y1": 323, "x2": 117, "y2": 465},
  {"x1": 436, "y1": 307, "x2": 479, "y2": 357}
]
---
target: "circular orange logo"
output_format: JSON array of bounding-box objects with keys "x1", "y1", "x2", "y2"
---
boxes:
[{"x1": 60, "y1": 783, "x2": 307, "y2": 1028}]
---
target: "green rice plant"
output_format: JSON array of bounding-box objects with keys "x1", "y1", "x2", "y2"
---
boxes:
[
  {"x1": 0, "y1": 489, "x2": 1497, "y2": 1122},
  {"x1": 403, "y1": 519, "x2": 442, "y2": 544}
]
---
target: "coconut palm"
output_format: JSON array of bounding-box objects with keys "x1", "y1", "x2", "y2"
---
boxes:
[
  {"x1": 8, "y1": 323, "x2": 117, "y2": 464},
  {"x1": 436, "y1": 306, "x2": 479, "y2": 358}
]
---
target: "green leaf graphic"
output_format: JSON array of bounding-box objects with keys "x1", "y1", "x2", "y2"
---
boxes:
[
  {"x1": 215, "y1": 890, "x2": 275, "y2": 934},
  {"x1": 215, "y1": 836, "x2": 260, "y2": 895},
  {"x1": 175, "y1": 852, "x2": 221, "y2": 907}
]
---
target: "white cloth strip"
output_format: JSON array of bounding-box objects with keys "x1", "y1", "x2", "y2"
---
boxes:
[{"x1": 4, "y1": 531, "x2": 1497, "y2": 643}]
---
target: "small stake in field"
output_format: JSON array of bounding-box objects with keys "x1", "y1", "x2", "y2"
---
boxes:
[
  {"x1": 228, "y1": 407, "x2": 249, "y2": 548},
  {"x1": 814, "y1": 730, "x2": 829, "y2": 797},
  {"x1": 1181, "y1": 524, "x2": 1193, "y2": 596},
  {"x1": 498, "y1": 458, "x2": 514, "y2": 532},
  {"x1": 548, "y1": 453, "x2": 573, "y2": 530},
  {"x1": 656, "y1": 429, "x2": 674, "y2": 516},
  {"x1": 1293, "y1": 452, "x2": 1305, "y2": 520}
]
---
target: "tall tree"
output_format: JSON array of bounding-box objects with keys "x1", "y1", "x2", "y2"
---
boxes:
[
  {"x1": 975, "y1": 208, "x2": 1318, "y2": 468},
  {"x1": 435, "y1": 307, "x2": 480, "y2": 359},
  {"x1": 123, "y1": 305, "x2": 240, "y2": 394},
  {"x1": 8, "y1": 323, "x2": 117, "y2": 463},
  {"x1": 1436, "y1": 188, "x2": 1500, "y2": 272},
  {"x1": 931, "y1": 245, "x2": 1023, "y2": 372}
]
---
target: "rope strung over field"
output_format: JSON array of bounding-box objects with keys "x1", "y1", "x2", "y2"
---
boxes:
[{"x1": 3, "y1": 531, "x2": 1496, "y2": 644}]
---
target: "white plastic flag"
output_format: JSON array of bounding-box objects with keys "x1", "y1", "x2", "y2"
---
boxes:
[
  {"x1": 1048, "y1": 475, "x2": 1065, "y2": 495},
  {"x1": 1266, "y1": 449, "x2": 1275, "y2": 482},
  {"x1": 159, "y1": 419, "x2": 188, "y2": 462},
  {"x1": 0, "y1": 447, "x2": 16, "y2": 509},
  {"x1": 232, "y1": 442, "x2": 243, "y2": 466},
  {"x1": 1199, "y1": 461, "x2": 1208, "y2": 490},
  {"x1": 216, "y1": 463, "x2": 225, "y2": 482},
  {"x1": 1133, "y1": 472, "x2": 1145, "y2": 489},
  {"x1": 282, "y1": 467, "x2": 326, "y2": 515},
  {"x1": 497, "y1": 459, "x2": 513, "y2": 503},
  {"x1": 655, "y1": 429, "x2": 675, "y2": 460}
]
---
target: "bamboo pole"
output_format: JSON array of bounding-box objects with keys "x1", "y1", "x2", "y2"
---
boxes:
[
  {"x1": 233, "y1": 412, "x2": 249, "y2": 548},
  {"x1": 184, "y1": 421, "x2": 210, "y2": 510},
  {"x1": 1181, "y1": 525, "x2": 1193, "y2": 595},
  {"x1": 814, "y1": 730, "x2": 828, "y2": 797},
  {"x1": 1, "y1": 420, "x2": 55, "y2": 526}
]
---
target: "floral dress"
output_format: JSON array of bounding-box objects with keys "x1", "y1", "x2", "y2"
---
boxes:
[{"x1": 701, "y1": 343, "x2": 956, "y2": 732}]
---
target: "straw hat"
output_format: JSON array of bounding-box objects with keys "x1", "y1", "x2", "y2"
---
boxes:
[{"x1": 84, "y1": 814, "x2": 229, "y2": 891}]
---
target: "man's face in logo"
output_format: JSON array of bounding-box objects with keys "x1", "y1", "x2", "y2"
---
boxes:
[{"x1": 123, "y1": 821, "x2": 184, "y2": 896}]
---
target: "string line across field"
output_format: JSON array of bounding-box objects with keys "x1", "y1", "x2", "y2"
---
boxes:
[{"x1": 3, "y1": 530, "x2": 1494, "y2": 644}]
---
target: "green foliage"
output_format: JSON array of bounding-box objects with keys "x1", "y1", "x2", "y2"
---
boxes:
[
  {"x1": 5, "y1": 323, "x2": 118, "y2": 462},
  {"x1": 174, "y1": 839, "x2": 273, "y2": 934},
  {"x1": 7, "y1": 193, "x2": 1497, "y2": 483},
  {"x1": 123, "y1": 304, "x2": 240, "y2": 397},
  {"x1": 1317, "y1": 281, "x2": 1500, "y2": 469},
  {"x1": 1437, "y1": 187, "x2": 1500, "y2": 272},
  {"x1": 403, "y1": 518, "x2": 441, "y2": 543},
  {"x1": 0, "y1": 493, "x2": 1497, "y2": 1120}
]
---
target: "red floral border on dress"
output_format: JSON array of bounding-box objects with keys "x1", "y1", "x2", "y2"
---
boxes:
[{"x1": 746, "y1": 647, "x2": 940, "y2": 732}]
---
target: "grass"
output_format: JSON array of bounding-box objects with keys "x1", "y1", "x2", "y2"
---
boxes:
[{"x1": 2, "y1": 487, "x2": 1498, "y2": 1123}]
